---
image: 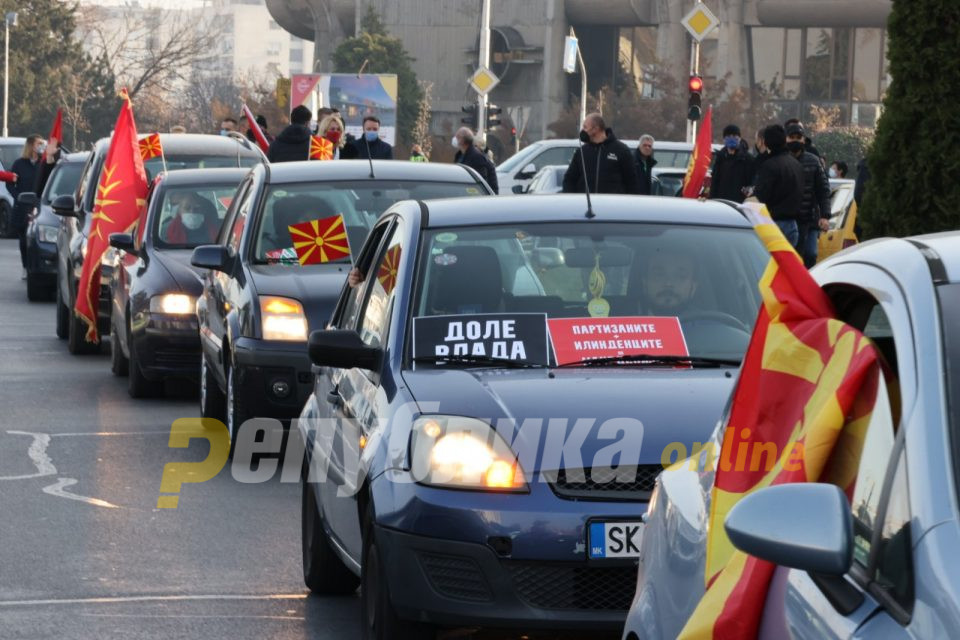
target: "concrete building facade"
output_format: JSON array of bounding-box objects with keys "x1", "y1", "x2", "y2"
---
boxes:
[{"x1": 266, "y1": 0, "x2": 892, "y2": 140}]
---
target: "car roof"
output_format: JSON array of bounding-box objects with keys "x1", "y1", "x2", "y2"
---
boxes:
[
  {"x1": 420, "y1": 194, "x2": 751, "y2": 228},
  {"x1": 911, "y1": 232, "x2": 960, "y2": 284},
  {"x1": 262, "y1": 159, "x2": 485, "y2": 185},
  {"x1": 63, "y1": 151, "x2": 90, "y2": 163},
  {"x1": 156, "y1": 167, "x2": 250, "y2": 186},
  {"x1": 92, "y1": 133, "x2": 262, "y2": 157},
  {"x1": 0, "y1": 137, "x2": 26, "y2": 145}
]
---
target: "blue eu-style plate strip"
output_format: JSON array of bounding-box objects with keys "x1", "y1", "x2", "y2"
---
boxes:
[{"x1": 589, "y1": 522, "x2": 606, "y2": 558}]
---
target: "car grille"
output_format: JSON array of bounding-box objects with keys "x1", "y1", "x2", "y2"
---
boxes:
[
  {"x1": 418, "y1": 552, "x2": 493, "y2": 602},
  {"x1": 549, "y1": 465, "x2": 661, "y2": 501},
  {"x1": 154, "y1": 349, "x2": 201, "y2": 368},
  {"x1": 507, "y1": 563, "x2": 637, "y2": 611}
]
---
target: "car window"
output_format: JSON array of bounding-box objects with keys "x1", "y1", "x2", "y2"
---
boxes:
[
  {"x1": 412, "y1": 222, "x2": 769, "y2": 364},
  {"x1": 227, "y1": 182, "x2": 254, "y2": 254},
  {"x1": 652, "y1": 150, "x2": 692, "y2": 169},
  {"x1": 358, "y1": 223, "x2": 405, "y2": 349},
  {"x1": 0, "y1": 143, "x2": 21, "y2": 171},
  {"x1": 872, "y1": 448, "x2": 913, "y2": 617},
  {"x1": 42, "y1": 161, "x2": 85, "y2": 204},
  {"x1": 529, "y1": 147, "x2": 575, "y2": 172},
  {"x1": 252, "y1": 180, "x2": 485, "y2": 265},
  {"x1": 141, "y1": 153, "x2": 259, "y2": 183},
  {"x1": 153, "y1": 184, "x2": 238, "y2": 249},
  {"x1": 337, "y1": 222, "x2": 393, "y2": 331}
]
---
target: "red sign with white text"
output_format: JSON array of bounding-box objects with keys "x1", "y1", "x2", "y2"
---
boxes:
[{"x1": 548, "y1": 317, "x2": 688, "y2": 365}]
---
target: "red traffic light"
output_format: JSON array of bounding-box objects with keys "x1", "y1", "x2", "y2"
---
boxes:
[{"x1": 689, "y1": 75, "x2": 703, "y2": 93}]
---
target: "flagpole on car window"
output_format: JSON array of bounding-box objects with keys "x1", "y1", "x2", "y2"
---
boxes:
[{"x1": 158, "y1": 133, "x2": 168, "y2": 174}]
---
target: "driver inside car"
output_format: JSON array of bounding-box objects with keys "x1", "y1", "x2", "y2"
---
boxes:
[
  {"x1": 165, "y1": 192, "x2": 219, "y2": 245},
  {"x1": 638, "y1": 250, "x2": 698, "y2": 315}
]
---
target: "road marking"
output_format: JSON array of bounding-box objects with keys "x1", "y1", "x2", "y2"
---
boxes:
[
  {"x1": 0, "y1": 594, "x2": 308, "y2": 607},
  {"x1": 0, "y1": 431, "x2": 56, "y2": 480},
  {"x1": 42, "y1": 477, "x2": 120, "y2": 509},
  {"x1": 80, "y1": 613, "x2": 307, "y2": 621},
  {"x1": 50, "y1": 431, "x2": 173, "y2": 437}
]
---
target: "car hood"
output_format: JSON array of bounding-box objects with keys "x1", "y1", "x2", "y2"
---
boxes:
[
  {"x1": 249, "y1": 263, "x2": 348, "y2": 331},
  {"x1": 401, "y1": 367, "x2": 736, "y2": 473},
  {"x1": 152, "y1": 249, "x2": 207, "y2": 296}
]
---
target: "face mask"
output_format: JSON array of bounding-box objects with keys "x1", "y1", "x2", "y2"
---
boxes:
[
  {"x1": 828, "y1": 168, "x2": 837, "y2": 178},
  {"x1": 452, "y1": 136, "x2": 460, "y2": 149},
  {"x1": 364, "y1": 131, "x2": 379, "y2": 143},
  {"x1": 724, "y1": 136, "x2": 739, "y2": 150},
  {"x1": 787, "y1": 141, "x2": 805, "y2": 153},
  {"x1": 579, "y1": 129, "x2": 591, "y2": 144},
  {"x1": 181, "y1": 213, "x2": 204, "y2": 230},
  {"x1": 325, "y1": 130, "x2": 342, "y2": 144}
]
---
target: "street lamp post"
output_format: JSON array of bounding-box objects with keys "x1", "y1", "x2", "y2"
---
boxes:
[{"x1": 3, "y1": 12, "x2": 17, "y2": 138}]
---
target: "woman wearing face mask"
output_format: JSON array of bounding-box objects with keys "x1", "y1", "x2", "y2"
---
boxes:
[
  {"x1": 165, "y1": 193, "x2": 219, "y2": 245},
  {"x1": 829, "y1": 161, "x2": 847, "y2": 179},
  {"x1": 11, "y1": 135, "x2": 45, "y2": 278},
  {"x1": 317, "y1": 115, "x2": 348, "y2": 159}
]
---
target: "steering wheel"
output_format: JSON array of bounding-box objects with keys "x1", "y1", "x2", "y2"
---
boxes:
[{"x1": 679, "y1": 310, "x2": 751, "y2": 334}]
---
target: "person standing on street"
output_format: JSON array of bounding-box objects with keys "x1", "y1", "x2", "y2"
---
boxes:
[
  {"x1": 753, "y1": 124, "x2": 803, "y2": 248},
  {"x1": 346, "y1": 115, "x2": 393, "y2": 160},
  {"x1": 410, "y1": 144, "x2": 428, "y2": 162},
  {"x1": 219, "y1": 118, "x2": 238, "y2": 136},
  {"x1": 562, "y1": 113, "x2": 641, "y2": 194},
  {"x1": 829, "y1": 160, "x2": 848, "y2": 179},
  {"x1": 11, "y1": 135, "x2": 45, "y2": 278},
  {"x1": 709, "y1": 124, "x2": 755, "y2": 203},
  {"x1": 787, "y1": 122, "x2": 831, "y2": 267},
  {"x1": 634, "y1": 134, "x2": 656, "y2": 195},
  {"x1": 267, "y1": 105, "x2": 313, "y2": 163},
  {"x1": 453, "y1": 127, "x2": 498, "y2": 194}
]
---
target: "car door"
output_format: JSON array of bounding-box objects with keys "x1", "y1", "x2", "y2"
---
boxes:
[
  {"x1": 320, "y1": 217, "x2": 405, "y2": 564},
  {"x1": 765, "y1": 272, "x2": 917, "y2": 639}
]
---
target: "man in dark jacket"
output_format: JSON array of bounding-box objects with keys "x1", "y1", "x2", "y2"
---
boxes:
[
  {"x1": 753, "y1": 124, "x2": 803, "y2": 247},
  {"x1": 562, "y1": 113, "x2": 641, "y2": 194},
  {"x1": 784, "y1": 118, "x2": 821, "y2": 159},
  {"x1": 786, "y1": 122, "x2": 831, "y2": 268},
  {"x1": 346, "y1": 115, "x2": 393, "y2": 160},
  {"x1": 709, "y1": 124, "x2": 755, "y2": 203},
  {"x1": 453, "y1": 127, "x2": 498, "y2": 194},
  {"x1": 267, "y1": 105, "x2": 312, "y2": 163},
  {"x1": 634, "y1": 134, "x2": 656, "y2": 195}
]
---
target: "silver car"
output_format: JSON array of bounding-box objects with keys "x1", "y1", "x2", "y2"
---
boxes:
[{"x1": 624, "y1": 231, "x2": 960, "y2": 639}]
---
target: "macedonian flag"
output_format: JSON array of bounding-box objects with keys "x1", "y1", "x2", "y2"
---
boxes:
[
  {"x1": 678, "y1": 201, "x2": 882, "y2": 639},
  {"x1": 288, "y1": 214, "x2": 350, "y2": 265},
  {"x1": 309, "y1": 135, "x2": 334, "y2": 161},
  {"x1": 139, "y1": 133, "x2": 163, "y2": 161},
  {"x1": 74, "y1": 89, "x2": 149, "y2": 342},
  {"x1": 682, "y1": 105, "x2": 713, "y2": 198},
  {"x1": 377, "y1": 245, "x2": 401, "y2": 294}
]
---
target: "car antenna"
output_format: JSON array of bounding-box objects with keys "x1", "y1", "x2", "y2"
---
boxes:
[{"x1": 578, "y1": 133, "x2": 595, "y2": 218}]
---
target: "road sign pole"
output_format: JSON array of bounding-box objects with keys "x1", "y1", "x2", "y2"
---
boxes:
[
  {"x1": 576, "y1": 33, "x2": 587, "y2": 127},
  {"x1": 477, "y1": 0, "x2": 491, "y2": 144},
  {"x1": 688, "y1": 39, "x2": 701, "y2": 143}
]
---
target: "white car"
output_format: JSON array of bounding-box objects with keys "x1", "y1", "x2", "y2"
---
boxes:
[{"x1": 0, "y1": 136, "x2": 26, "y2": 238}]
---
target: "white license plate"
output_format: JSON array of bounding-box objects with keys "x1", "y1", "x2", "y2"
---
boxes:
[{"x1": 588, "y1": 521, "x2": 644, "y2": 559}]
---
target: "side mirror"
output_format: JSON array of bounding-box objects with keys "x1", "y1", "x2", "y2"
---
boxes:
[
  {"x1": 725, "y1": 483, "x2": 853, "y2": 575},
  {"x1": 511, "y1": 184, "x2": 525, "y2": 194},
  {"x1": 17, "y1": 192, "x2": 39, "y2": 207},
  {"x1": 308, "y1": 329, "x2": 382, "y2": 371},
  {"x1": 516, "y1": 162, "x2": 537, "y2": 179},
  {"x1": 51, "y1": 194, "x2": 77, "y2": 218},
  {"x1": 109, "y1": 232, "x2": 137, "y2": 255},
  {"x1": 191, "y1": 244, "x2": 232, "y2": 272}
]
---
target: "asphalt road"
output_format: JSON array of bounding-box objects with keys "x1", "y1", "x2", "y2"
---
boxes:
[{"x1": 0, "y1": 239, "x2": 361, "y2": 640}]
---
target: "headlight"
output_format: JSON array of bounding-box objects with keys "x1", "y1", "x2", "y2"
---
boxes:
[
  {"x1": 149, "y1": 294, "x2": 196, "y2": 315},
  {"x1": 410, "y1": 416, "x2": 527, "y2": 491},
  {"x1": 260, "y1": 296, "x2": 308, "y2": 341},
  {"x1": 38, "y1": 224, "x2": 58, "y2": 243}
]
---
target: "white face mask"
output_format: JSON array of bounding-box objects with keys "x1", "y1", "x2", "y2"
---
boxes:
[
  {"x1": 452, "y1": 136, "x2": 460, "y2": 149},
  {"x1": 181, "y1": 212, "x2": 205, "y2": 230},
  {"x1": 828, "y1": 168, "x2": 837, "y2": 178}
]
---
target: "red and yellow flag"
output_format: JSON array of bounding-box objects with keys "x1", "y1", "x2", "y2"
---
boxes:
[
  {"x1": 74, "y1": 89, "x2": 149, "y2": 342},
  {"x1": 242, "y1": 103, "x2": 271, "y2": 154},
  {"x1": 46, "y1": 108, "x2": 63, "y2": 162},
  {"x1": 288, "y1": 214, "x2": 350, "y2": 265},
  {"x1": 139, "y1": 133, "x2": 163, "y2": 161},
  {"x1": 377, "y1": 245, "x2": 401, "y2": 295},
  {"x1": 678, "y1": 201, "x2": 882, "y2": 639},
  {"x1": 309, "y1": 135, "x2": 334, "y2": 161},
  {"x1": 682, "y1": 106, "x2": 713, "y2": 199}
]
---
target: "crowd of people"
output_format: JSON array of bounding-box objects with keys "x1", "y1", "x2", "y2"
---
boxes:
[{"x1": 560, "y1": 111, "x2": 867, "y2": 267}]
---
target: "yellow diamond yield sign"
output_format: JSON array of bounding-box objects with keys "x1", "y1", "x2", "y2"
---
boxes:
[
  {"x1": 682, "y1": 2, "x2": 719, "y2": 42},
  {"x1": 469, "y1": 66, "x2": 500, "y2": 96}
]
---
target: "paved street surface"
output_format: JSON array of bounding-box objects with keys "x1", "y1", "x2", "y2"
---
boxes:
[{"x1": 0, "y1": 239, "x2": 361, "y2": 640}]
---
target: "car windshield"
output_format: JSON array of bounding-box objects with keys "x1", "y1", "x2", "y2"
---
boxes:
[
  {"x1": 143, "y1": 153, "x2": 259, "y2": 182},
  {"x1": 412, "y1": 222, "x2": 769, "y2": 366},
  {"x1": 42, "y1": 161, "x2": 85, "y2": 204},
  {"x1": 253, "y1": 180, "x2": 485, "y2": 265},
  {"x1": 153, "y1": 184, "x2": 237, "y2": 249},
  {"x1": 0, "y1": 143, "x2": 21, "y2": 171},
  {"x1": 653, "y1": 149, "x2": 692, "y2": 168},
  {"x1": 497, "y1": 143, "x2": 544, "y2": 173}
]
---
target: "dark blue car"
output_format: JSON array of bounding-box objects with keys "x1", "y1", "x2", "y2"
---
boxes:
[{"x1": 297, "y1": 194, "x2": 770, "y2": 638}]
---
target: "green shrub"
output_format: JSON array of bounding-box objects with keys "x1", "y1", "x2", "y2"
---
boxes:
[{"x1": 811, "y1": 127, "x2": 874, "y2": 178}]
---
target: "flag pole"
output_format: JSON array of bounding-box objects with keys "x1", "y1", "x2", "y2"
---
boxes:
[{"x1": 158, "y1": 133, "x2": 168, "y2": 173}]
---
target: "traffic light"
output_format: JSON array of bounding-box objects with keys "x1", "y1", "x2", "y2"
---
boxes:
[
  {"x1": 487, "y1": 104, "x2": 502, "y2": 129},
  {"x1": 688, "y1": 75, "x2": 703, "y2": 122},
  {"x1": 510, "y1": 126, "x2": 517, "y2": 144},
  {"x1": 461, "y1": 104, "x2": 477, "y2": 129}
]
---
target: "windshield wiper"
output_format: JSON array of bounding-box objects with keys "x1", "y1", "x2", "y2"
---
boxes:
[
  {"x1": 413, "y1": 355, "x2": 545, "y2": 369},
  {"x1": 556, "y1": 354, "x2": 741, "y2": 368}
]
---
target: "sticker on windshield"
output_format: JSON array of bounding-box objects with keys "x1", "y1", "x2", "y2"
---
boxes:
[
  {"x1": 435, "y1": 232, "x2": 458, "y2": 243},
  {"x1": 547, "y1": 316, "x2": 689, "y2": 366},
  {"x1": 434, "y1": 253, "x2": 457, "y2": 266},
  {"x1": 466, "y1": 187, "x2": 479, "y2": 195},
  {"x1": 413, "y1": 313, "x2": 549, "y2": 364}
]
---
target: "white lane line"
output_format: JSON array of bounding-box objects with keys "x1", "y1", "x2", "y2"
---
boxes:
[
  {"x1": 50, "y1": 431, "x2": 173, "y2": 437},
  {"x1": 80, "y1": 614, "x2": 307, "y2": 621},
  {"x1": 0, "y1": 594, "x2": 308, "y2": 607},
  {"x1": 41, "y1": 478, "x2": 121, "y2": 509},
  {"x1": 0, "y1": 431, "x2": 56, "y2": 480}
]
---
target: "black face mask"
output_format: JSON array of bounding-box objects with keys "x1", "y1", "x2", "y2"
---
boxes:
[
  {"x1": 579, "y1": 129, "x2": 591, "y2": 144},
  {"x1": 787, "y1": 141, "x2": 805, "y2": 153}
]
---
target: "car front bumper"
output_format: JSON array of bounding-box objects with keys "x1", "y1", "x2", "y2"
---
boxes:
[
  {"x1": 233, "y1": 336, "x2": 312, "y2": 421},
  {"x1": 26, "y1": 239, "x2": 58, "y2": 280},
  {"x1": 131, "y1": 314, "x2": 202, "y2": 381}
]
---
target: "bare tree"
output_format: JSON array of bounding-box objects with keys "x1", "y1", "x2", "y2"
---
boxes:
[{"x1": 411, "y1": 80, "x2": 433, "y2": 158}]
